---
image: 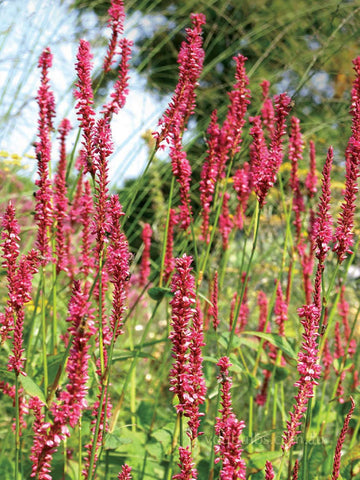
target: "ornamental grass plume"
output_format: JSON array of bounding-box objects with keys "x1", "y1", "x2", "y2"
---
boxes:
[
  {"x1": 215, "y1": 357, "x2": 246, "y2": 480},
  {"x1": 169, "y1": 255, "x2": 206, "y2": 441},
  {"x1": 53, "y1": 118, "x2": 71, "y2": 274},
  {"x1": 331, "y1": 397, "x2": 355, "y2": 480},
  {"x1": 154, "y1": 13, "x2": 206, "y2": 148},
  {"x1": 35, "y1": 48, "x2": 56, "y2": 265}
]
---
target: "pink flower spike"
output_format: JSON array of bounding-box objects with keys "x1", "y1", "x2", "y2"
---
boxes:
[
  {"x1": 173, "y1": 446, "x2": 197, "y2": 480},
  {"x1": 163, "y1": 208, "x2": 178, "y2": 284},
  {"x1": 305, "y1": 140, "x2": 317, "y2": 199},
  {"x1": 209, "y1": 271, "x2": 219, "y2": 331},
  {"x1": 102, "y1": 38, "x2": 132, "y2": 119},
  {"x1": 282, "y1": 303, "x2": 321, "y2": 452},
  {"x1": 54, "y1": 118, "x2": 71, "y2": 274},
  {"x1": 274, "y1": 282, "x2": 288, "y2": 337},
  {"x1": 103, "y1": 0, "x2": 125, "y2": 73},
  {"x1": 219, "y1": 192, "x2": 233, "y2": 250},
  {"x1": 215, "y1": 357, "x2": 246, "y2": 480},
  {"x1": 139, "y1": 223, "x2": 152, "y2": 286},
  {"x1": 118, "y1": 464, "x2": 132, "y2": 480},
  {"x1": 260, "y1": 80, "x2": 275, "y2": 137},
  {"x1": 74, "y1": 39, "x2": 96, "y2": 176},
  {"x1": 333, "y1": 137, "x2": 360, "y2": 263},
  {"x1": 35, "y1": 48, "x2": 56, "y2": 265},
  {"x1": 265, "y1": 461, "x2": 275, "y2": 480},
  {"x1": 154, "y1": 13, "x2": 206, "y2": 148},
  {"x1": 169, "y1": 255, "x2": 206, "y2": 442},
  {"x1": 107, "y1": 195, "x2": 130, "y2": 340},
  {"x1": 313, "y1": 146, "x2": 333, "y2": 263},
  {"x1": 199, "y1": 110, "x2": 220, "y2": 243},
  {"x1": 292, "y1": 460, "x2": 299, "y2": 480},
  {"x1": 332, "y1": 397, "x2": 355, "y2": 480},
  {"x1": 170, "y1": 133, "x2": 193, "y2": 230},
  {"x1": 233, "y1": 162, "x2": 251, "y2": 230}
]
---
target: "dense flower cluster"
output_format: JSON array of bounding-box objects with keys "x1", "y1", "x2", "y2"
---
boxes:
[
  {"x1": 250, "y1": 93, "x2": 291, "y2": 207},
  {"x1": 74, "y1": 39, "x2": 96, "y2": 175},
  {"x1": 169, "y1": 255, "x2": 206, "y2": 441},
  {"x1": 282, "y1": 304, "x2": 321, "y2": 451},
  {"x1": 53, "y1": 118, "x2": 71, "y2": 274},
  {"x1": 331, "y1": 397, "x2": 355, "y2": 480},
  {"x1": 35, "y1": 48, "x2": 56, "y2": 265},
  {"x1": 154, "y1": 13, "x2": 206, "y2": 148},
  {"x1": 215, "y1": 357, "x2": 246, "y2": 480},
  {"x1": 103, "y1": 0, "x2": 125, "y2": 73}
]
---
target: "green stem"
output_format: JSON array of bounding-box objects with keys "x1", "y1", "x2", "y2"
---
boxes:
[
  {"x1": 14, "y1": 374, "x2": 20, "y2": 480},
  {"x1": 41, "y1": 267, "x2": 48, "y2": 396}
]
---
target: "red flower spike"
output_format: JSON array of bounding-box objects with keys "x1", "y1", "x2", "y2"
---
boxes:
[
  {"x1": 170, "y1": 133, "x2": 193, "y2": 230},
  {"x1": 54, "y1": 118, "x2": 71, "y2": 274},
  {"x1": 169, "y1": 255, "x2": 206, "y2": 441},
  {"x1": 199, "y1": 110, "x2": 221, "y2": 242},
  {"x1": 173, "y1": 446, "x2": 198, "y2": 480},
  {"x1": 139, "y1": 223, "x2": 152, "y2": 287},
  {"x1": 107, "y1": 195, "x2": 130, "y2": 340},
  {"x1": 219, "y1": 192, "x2": 233, "y2": 250},
  {"x1": 265, "y1": 461, "x2": 275, "y2": 480},
  {"x1": 282, "y1": 304, "x2": 322, "y2": 452},
  {"x1": 305, "y1": 140, "x2": 317, "y2": 199},
  {"x1": 233, "y1": 162, "x2": 252, "y2": 230},
  {"x1": 118, "y1": 464, "x2": 132, "y2": 480},
  {"x1": 209, "y1": 271, "x2": 219, "y2": 331},
  {"x1": 154, "y1": 13, "x2": 206, "y2": 148},
  {"x1": 103, "y1": 0, "x2": 125, "y2": 74},
  {"x1": 260, "y1": 79, "x2": 275, "y2": 137},
  {"x1": 333, "y1": 137, "x2": 360, "y2": 263},
  {"x1": 215, "y1": 357, "x2": 246, "y2": 480},
  {"x1": 331, "y1": 397, "x2": 355, "y2": 480},
  {"x1": 35, "y1": 48, "x2": 56, "y2": 265},
  {"x1": 74, "y1": 39, "x2": 96, "y2": 176},
  {"x1": 102, "y1": 38, "x2": 132, "y2": 118}
]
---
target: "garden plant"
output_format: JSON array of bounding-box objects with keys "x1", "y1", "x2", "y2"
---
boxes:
[{"x1": 0, "y1": 1, "x2": 360, "y2": 479}]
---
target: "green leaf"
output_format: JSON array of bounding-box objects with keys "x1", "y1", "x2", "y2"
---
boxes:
[
  {"x1": 20, "y1": 374, "x2": 46, "y2": 403},
  {"x1": 242, "y1": 331, "x2": 297, "y2": 359},
  {"x1": 148, "y1": 287, "x2": 173, "y2": 301}
]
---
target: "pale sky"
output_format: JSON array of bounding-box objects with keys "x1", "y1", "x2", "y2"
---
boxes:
[{"x1": 0, "y1": 0, "x2": 170, "y2": 187}]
